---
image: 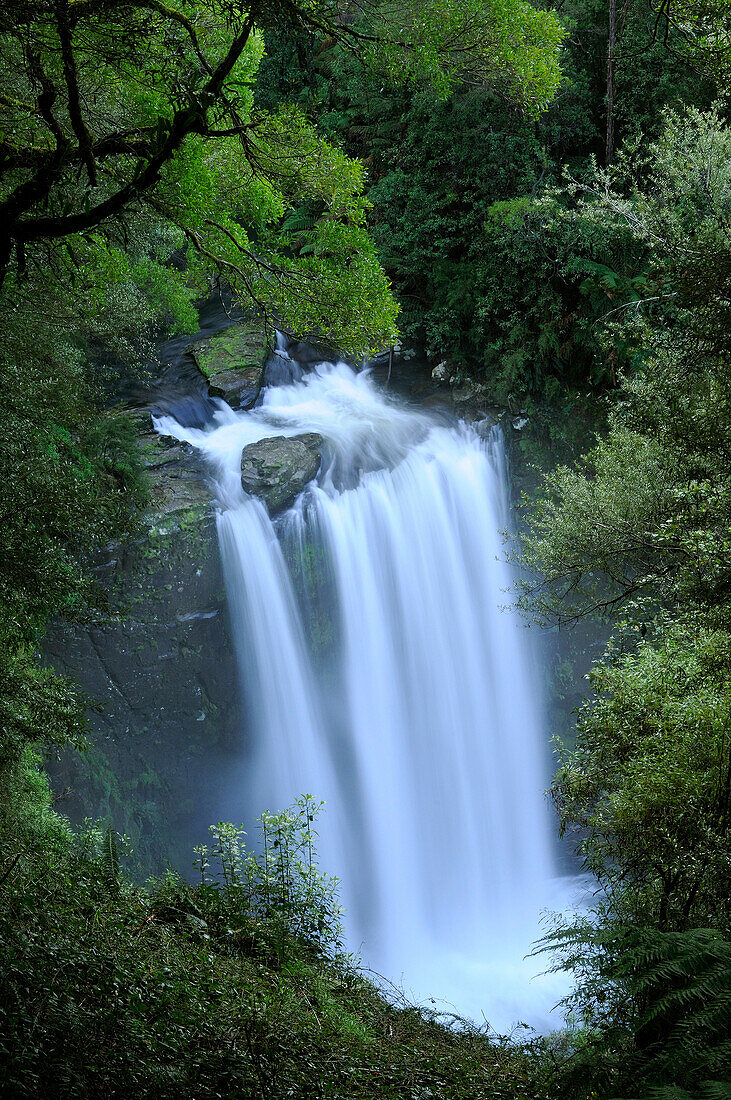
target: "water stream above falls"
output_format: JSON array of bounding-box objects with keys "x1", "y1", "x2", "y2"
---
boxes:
[{"x1": 155, "y1": 351, "x2": 578, "y2": 1031}]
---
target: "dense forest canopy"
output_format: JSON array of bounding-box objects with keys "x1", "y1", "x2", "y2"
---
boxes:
[
  {"x1": 0, "y1": 0, "x2": 562, "y2": 346},
  {"x1": 2, "y1": 0, "x2": 731, "y2": 1097}
]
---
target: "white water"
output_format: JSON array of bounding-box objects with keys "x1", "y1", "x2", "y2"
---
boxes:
[{"x1": 156, "y1": 359, "x2": 575, "y2": 1031}]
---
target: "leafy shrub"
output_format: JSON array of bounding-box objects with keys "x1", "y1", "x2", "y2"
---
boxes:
[{"x1": 195, "y1": 797, "x2": 344, "y2": 957}]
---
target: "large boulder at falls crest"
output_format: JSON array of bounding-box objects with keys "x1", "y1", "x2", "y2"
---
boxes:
[
  {"x1": 190, "y1": 322, "x2": 269, "y2": 409},
  {"x1": 240, "y1": 433, "x2": 323, "y2": 514}
]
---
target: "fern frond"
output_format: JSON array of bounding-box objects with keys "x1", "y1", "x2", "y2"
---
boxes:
[{"x1": 281, "y1": 208, "x2": 318, "y2": 234}]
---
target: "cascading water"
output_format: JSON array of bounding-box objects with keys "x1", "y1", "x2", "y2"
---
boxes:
[{"x1": 156, "y1": 355, "x2": 574, "y2": 1031}]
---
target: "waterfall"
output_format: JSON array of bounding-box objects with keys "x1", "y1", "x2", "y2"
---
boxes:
[{"x1": 155, "y1": 359, "x2": 574, "y2": 1031}]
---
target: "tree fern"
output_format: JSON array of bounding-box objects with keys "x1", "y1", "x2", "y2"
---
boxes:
[
  {"x1": 539, "y1": 922, "x2": 731, "y2": 1100},
  {"x1": 281, "y1": 207, "x2": 318, "y2": 235},
  {"x1": 616, "y1": 929, "x2": 731, "y2": 1100}
]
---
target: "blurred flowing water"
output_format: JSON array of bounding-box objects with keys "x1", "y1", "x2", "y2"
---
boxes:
[{"x1": 156, "y1": 353, "x2": 576, "y2": 1031}]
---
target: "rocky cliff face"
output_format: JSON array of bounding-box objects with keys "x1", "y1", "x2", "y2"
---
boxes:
[{"x1": 44, "y1": 321, "x2": 270, "y2": 875}]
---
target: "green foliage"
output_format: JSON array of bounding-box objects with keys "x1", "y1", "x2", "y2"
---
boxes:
[
  {"x1": 0, "y1": 800, "x2": 552, "y2": 1099},
  {"x1": 0, "y1": 0, "x2": 567, "y2": 362},
  {"x1": 0, "y1": 655, "x2": 86, "y2": 770},
  {"x1": 103, "y1": 825, "x2": 121, "y2": 891},
  {"x1": 0, "y1": 272, "x2": 153, "y2": 870},
  {"x1": 0, "y1": 746, "x2": 74, "y2": 866},
  {"x1": 197, "y1": 797, "x2": 344, "y2": 956},
  {"x1": 662, "y1": 1, "x2": 731, "y2": 91},
  {"x1": 0, "y1": 0, "x2": 568, "y2": 891},
  {"x1": 6, "y1": 2, "x2": 731, "y2": 1095},
  {"x1": 0, "y1": 0, "x2": 399, "y2": 358},
  {"x1": 259, "y1": 12, "x2": 567, "y2": 389},
  {"x1": 0, "y1": 301, "x2": 150, "y2": 652},
  {"x1": 619, "y1": 928, "x2": 731, "y2": 1099},
  {"x1": 363, "y1": 0, "x2": 565, "y2": 109},
  {"x1": 541, "y1": 924, "x2": 731, "y2": 1100},
  {"x1": 364, "y1": 91, "x2": 546, "y2": 367},
  {"x1": 261, "y1": 0, "x2": 718, "y2": 402},
  {"x1": 520, "y1": 107, "x2": 731, "y2": 626},
  {"x1": 519, "y1": 103, "x2": 731, "y2": 1100},
  {"x1": 470, "y1": 192, "x2": 648, "y2": 400},
  {"x1": 554, "y1": 623, "x2": 731, "y2": 931}
]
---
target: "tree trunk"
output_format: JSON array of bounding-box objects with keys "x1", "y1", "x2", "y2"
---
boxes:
[{"x1": 606, "y1": 0, "x2": 617, "y2": 165}]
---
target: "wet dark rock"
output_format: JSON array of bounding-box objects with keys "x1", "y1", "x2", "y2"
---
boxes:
[
  {"x1": 451, "y1": 379, "x2": 490, "y2": 406},
  {"x1": 263, "y1": 332, "x2": 338, "y2": 388},
  {"x1": 125, "y1": 407, "x2": 213, "y2": 518},
  {"x1": 431, "y1": 360, "x2": 451, "y2": 385},
  {"x1": 42, "y1": 506, "x2": 239, "y2": 873},
  {"x1": 263, "y1": 349, "x2": 306, "y2": 388},
  {"x1": 43, "y1": 308, "x2": 276, "y2": 873},
  {"x1": 208, "y1": 365, "x2": 262, "y2": 409},
  {"x1": 240, "y1": 433, "x2": 323, "y2": 514},
  {"x1": 474, "y1": 410, "x2": 504, "y2": 438}
]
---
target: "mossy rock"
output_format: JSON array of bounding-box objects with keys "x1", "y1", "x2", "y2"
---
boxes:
[
  {"x1": 190, "y1": 322, "x2": 270, "y2": 409},
  {"x1": 241, "y1": 433, "x2": 323, "y2": 514},
  {"x1": 120, "y1": 406, "x2": 213, "y2": 529}
]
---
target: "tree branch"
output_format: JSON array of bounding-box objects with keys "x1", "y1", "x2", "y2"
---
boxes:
[
  {"x1": 55, "y1": 0, "x2": 98, "y2": 186},
  {"x1": 7, "y1": 10, "x2": 259, "y2": 245}
]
